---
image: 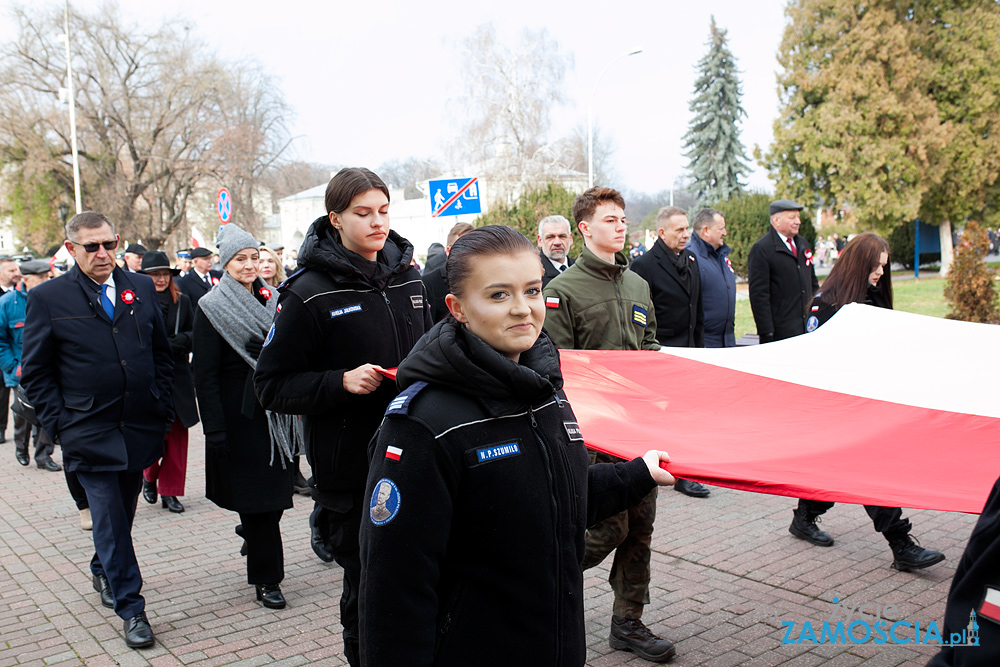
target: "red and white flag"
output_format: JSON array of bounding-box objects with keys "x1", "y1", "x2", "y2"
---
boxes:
[
  {"x1": 385, "y1": 445, "x2": 403, "y2": 461},
  {"x1": 559, "y1": 304, "x2": 1000, "y2": 514}
]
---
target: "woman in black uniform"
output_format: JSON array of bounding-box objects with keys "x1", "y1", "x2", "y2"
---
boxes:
[
  {"x1": 194, "y1": 224, "x2": 295, "y2": 609},
  {"x1": 789, "y1": 232, "x2": 945, "y2": 571},
  {"x1": 358, "y1": 225, "x2": 676, "y2": 667},
  {"x1": 254, "y1": 167, "x2": 431, "y2": 665}
]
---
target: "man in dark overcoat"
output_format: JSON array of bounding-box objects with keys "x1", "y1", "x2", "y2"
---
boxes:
[
  {"x1": 747, "y1": 199, "x2": 819, "y2": 343},
  {"x1": 630, "y1": 206, "x2": 704, "y2": 349},
  {"x1": 630, "y1": 205, "x2": 710, "y2": 499},
  {"x1": 21, "y1": 211, "x2": 173, "y2": 650},
  {"x1": 177, "y1": 247, "x2": 221, "y2": 306}
]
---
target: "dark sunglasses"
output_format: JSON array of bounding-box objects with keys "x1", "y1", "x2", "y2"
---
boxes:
[{"x1": 70, "y1": 235, "x2": 120, "y2": 253}]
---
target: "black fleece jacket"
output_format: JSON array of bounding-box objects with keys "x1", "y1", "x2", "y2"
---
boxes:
[
  {"x1": 359, "y1": 318, "x2": 656, "y2": 667},
  {"x1": 254, "y1": 216, "x2": 431, "y2": 496}
]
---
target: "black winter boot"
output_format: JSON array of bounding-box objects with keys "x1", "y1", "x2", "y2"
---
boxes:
[
  {"x1": 789, "y1": 507, "x2": 834, "y2": 547},
  {"x1": 887, "y1": 533, "x2": 945, "y2": 571}
]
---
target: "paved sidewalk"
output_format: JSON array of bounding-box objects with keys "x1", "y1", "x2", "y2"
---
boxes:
[{"x1": 0, "y1": 432, "x2": 976, "y2": 666}]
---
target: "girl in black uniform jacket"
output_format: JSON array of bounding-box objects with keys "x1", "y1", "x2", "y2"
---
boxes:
[
  {"x1": 359, "y1": 226, "x2": 675, "y2": 667},
  {"x1": 791, "y1": 232, "x2": 944, "y2": 572},
  {"x1": 254, "y1": 168, "x2": 431, "y2": 666}
]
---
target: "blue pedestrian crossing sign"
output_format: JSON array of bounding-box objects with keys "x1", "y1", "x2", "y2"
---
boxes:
[{"x1": 430, "y1": 177, "x2": 480, "y2": 217}]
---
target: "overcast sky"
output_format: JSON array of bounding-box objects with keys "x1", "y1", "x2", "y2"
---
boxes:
[{"x1": 1, "y1": 0, "x2": 790, "y2": 196}]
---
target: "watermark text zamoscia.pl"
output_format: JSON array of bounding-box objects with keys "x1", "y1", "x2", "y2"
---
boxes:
[{"x1": 780, "y1": 595, "x2": 980, "y2": 647}]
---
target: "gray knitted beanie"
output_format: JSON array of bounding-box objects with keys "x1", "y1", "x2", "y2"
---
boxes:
[{"x1": 216, "y1": 224, "x2": 259, "y2": 268}]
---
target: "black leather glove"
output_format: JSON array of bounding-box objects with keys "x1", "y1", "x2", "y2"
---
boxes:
[
  {"x1": 245, "y1": 337, "x2": 264, "y2": 360},
  {"x1": 205, "y1": 431, "x2": 228, "y2": 455}
]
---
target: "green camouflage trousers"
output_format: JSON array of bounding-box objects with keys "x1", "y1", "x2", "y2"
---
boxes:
[{"x1": 582, "y1": 450, "x2": 658, "y2": 619}]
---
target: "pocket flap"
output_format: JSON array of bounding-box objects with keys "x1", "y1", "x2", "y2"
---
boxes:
[{"x1": 64, "y1": 393, "x2": 94, "y2": 411}]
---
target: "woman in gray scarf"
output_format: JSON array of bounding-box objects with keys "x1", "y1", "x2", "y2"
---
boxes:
[{"x1": 193, "y1": 224, "x2": 296, "y2": 610}]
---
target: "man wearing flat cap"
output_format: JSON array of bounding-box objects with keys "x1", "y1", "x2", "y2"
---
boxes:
[
  {"x1": 123, "y1": 244, "x2": 147, "y2": 273},
  {"x1": 177, "y1": 247, "x2": 222, "y2": 307},
  {"x1": 748, "y1": 199, "x2": 818, "y2": 343}
]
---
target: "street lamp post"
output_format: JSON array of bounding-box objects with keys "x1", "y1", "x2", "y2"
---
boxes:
[
  {"x1": 587, "y1": 48, "x2": 643, "y2": 189},
  {"x1": 58, "y1": 0, "x2": 82, "y2": 214}
]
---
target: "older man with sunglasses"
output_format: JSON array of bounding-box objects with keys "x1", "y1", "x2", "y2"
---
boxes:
[{"x1": 21, "y1": 211, "x2": 173, "y2": 650}]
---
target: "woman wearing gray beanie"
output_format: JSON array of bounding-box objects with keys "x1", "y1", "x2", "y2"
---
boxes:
[{"x1": 192, "y1": 224, "x2": 298, "y2": 610}]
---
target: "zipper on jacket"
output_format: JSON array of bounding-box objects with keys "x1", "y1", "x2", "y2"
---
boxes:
[
  {"x1": 528, "y1": 403, "x2": 563, "y2": 664},
  {"x1": 380, "y1": 290, "x2": 404, "y2": 361},
  {"x1": 613, "y1": 278, "x2": 628, "y2": 348}
]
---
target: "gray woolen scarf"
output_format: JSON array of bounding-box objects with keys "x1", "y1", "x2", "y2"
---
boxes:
[{"x1": 198, "y1": 271, "x2": 301, "y2": 467}]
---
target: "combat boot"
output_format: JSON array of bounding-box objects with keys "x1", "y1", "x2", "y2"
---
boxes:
[
  {"x1": 887, "y1": 533, "x2": 945, "y2": 572},
  {"x1": 609, "y1": 616, "x2": 676, "y2": 662},
  {"x1": 788, "y1": 507, "x2": 834, "y2": 547}
]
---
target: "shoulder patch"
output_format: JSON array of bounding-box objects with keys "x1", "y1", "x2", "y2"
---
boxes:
[
  {"x1": 369, "y1": 478, "x2": 401, "y2": 525},
  {"x1": 632, "y1": 304, "x2": 648, "y2": 327},
  {"x1": 386, "y1": 381, "x2": 428, "y2": 416},
  {"x1": 563, "y1": 421, "x2": 583, "y2": 442},
  {"x1": 409, "y1": 294, "x2": 424, "y2": 309},
  {"x1": 263, "y1": 322, "x2": 275, "y2": 347},
  {"x1": 545, "y1": 296, "x2": 560, "y2": 308},
  {"x1": 806, "y1": 315, "x2": 819, "y2": 332}
]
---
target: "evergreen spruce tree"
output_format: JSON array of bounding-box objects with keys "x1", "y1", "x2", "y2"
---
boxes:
[{"x1": 682, "y1": 17, "x2": 751, "y2": 203}]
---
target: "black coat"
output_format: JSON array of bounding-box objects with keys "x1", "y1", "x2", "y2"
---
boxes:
[
  {"x1": 21, "y1": 265, "x2": 174, "y2": 472},
  {"x1": 420, "y1": 263, "x2": 450, "y2": 323},
  {"x1": 748, "y1": 227, "x2": 819, "y2": 342},
  {"x1": 177, "y1": 269, "x2": 222, "y2": 306},
  {"x1": 540, "y1": 251, "x2": 574, "y2": 289},
  {"x1": 161, "y1": 291, "x2": 199, "y2": 428},
  {"x1": 193, "y1": 307, "x2": 292, "y2": 514},
  {"x1": 359, "y1": 319, "x2": 656, "y2": 667},
  {"x1": 254, "y1": 216, "x2": 432, "y2": 498},
  {"x1": 629, "y1": 238, "x2": 704, "y2": 348},
  {"x1": 928, "y1": 475, "x2": 1000, "y2": 667}
]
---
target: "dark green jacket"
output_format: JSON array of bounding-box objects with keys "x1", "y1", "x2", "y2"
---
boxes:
[{"x1": 542, "y1": 246, "x2": 660, "y2": 352}]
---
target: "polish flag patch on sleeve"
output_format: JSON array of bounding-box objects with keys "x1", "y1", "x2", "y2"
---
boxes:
[
  {"x1": 385, "y1": 445, "x2": 403, "y2": 461},
  {"x1": 980, "y1": 586, "x2": 1000, "y2": 624},
  {"x1": 546, "y1": 296, "x2": 560, "y2": 308}
]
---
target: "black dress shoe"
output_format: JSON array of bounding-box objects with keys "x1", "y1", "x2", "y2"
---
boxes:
[
  {"x1": 142, "y1": 480, "x2": 157, "y2": 505},
  {"x1": 92, "y1": 573, "x2": 114, "y2": 609},
  {"x1": 37, "y1": 459, "x2": 62, "y2": 472},
  {"x1": 15, "y1": 449, "x2": 29, "y2": 466},
  {"x1": 123, "y1": 611, "x2": 155, "y2": 648},
  {"x1": 674, "y1": 478, "x2": 711, "y2": 498},
  {"x1": 255, "y1": 584, "x2": 286, "y2": 609},
  {"x1": 161, "y1": 496, "x2": 184, "y2": 513},
  {"x1": 309, "y1": 513, "x2": 334, "y2": 563}
]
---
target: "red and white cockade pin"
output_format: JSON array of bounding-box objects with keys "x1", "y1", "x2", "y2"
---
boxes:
[
  {"x1": 259, "y1": 286, "x2": 272, "y2": 300},
  {"x1": 211, "y1": 276, "x2": 220, "y2": 285},
  {"x1": 120, "y1": 289, "x2": 136, "y2": 305}
]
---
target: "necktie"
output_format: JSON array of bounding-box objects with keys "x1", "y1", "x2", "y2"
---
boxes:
[
  {"x1": 559, "y1": 264, "x2": 567, "y2": 273},
  {"x1": 99, "y1": 285, "x2": 114, "y2": 319},
  {"x1": 787, "y1": 238, "x2": 798, "y2": 258},
  {"x1": 203, "y1": 273, "x2": 211, "y2": 286}
]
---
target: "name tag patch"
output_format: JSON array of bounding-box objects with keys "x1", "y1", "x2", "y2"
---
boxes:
[
  {"x1": 563, "y1": 421, "x2": 583, "y2": 442},
  {"x1": 632, "y1": 305, "x2": 648, "y2": 327},
  {"x1": 410, "y1": 294, "x2": 424, "y2": 309},
  {"x1": 330, "y1": 304, "x2": 363, "y2": 319},
  {"x1": 476, "y1": 442, "x2": 520, "y2": 463}
]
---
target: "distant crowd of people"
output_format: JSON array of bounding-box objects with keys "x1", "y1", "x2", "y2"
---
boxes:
[{"x1": 5, "y1": 167, "x2": 993, "y2": 666}]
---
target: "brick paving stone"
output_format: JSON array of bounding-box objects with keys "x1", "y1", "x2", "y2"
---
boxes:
[{"x1": 0, "y1": 431, "x2": 979, "y2": 665}]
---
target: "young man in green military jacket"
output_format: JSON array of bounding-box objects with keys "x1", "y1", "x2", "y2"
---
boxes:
[{"x1": 542, "y1": 187, "x2": 675, "y2": 663}]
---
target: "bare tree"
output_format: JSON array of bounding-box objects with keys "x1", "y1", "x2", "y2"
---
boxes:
[
  {"x1": 551, "y1": 122, "x2": 617, "y2": 187},
  {"x1": 450, "y1": 24, "x2": 573, "y2": 205},
  {"x1": 0, "y1": 4, "x2": 291, "y2": 250},
  {"x1": 377, "y1": 157, "x2": 443, "y2": 199}
]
